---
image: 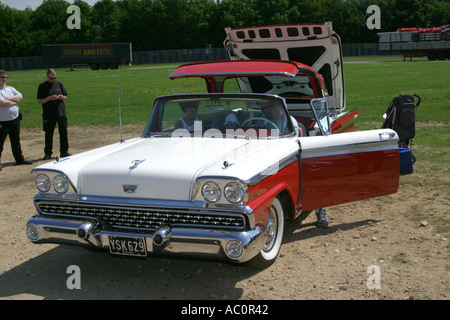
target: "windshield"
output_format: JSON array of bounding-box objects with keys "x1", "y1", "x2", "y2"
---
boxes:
[{"x1": 144, "y1": 94, "x2": 295, "y2": 139}]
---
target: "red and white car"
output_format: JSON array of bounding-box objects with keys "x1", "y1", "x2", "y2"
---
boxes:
[{"x1": 26, "y1": 24, "x2": 400, "y2": 268}]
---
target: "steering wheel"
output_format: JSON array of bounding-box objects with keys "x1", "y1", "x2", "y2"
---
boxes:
[{"x1": 241, "y1": 117, "x2": 279, "y2": 130}]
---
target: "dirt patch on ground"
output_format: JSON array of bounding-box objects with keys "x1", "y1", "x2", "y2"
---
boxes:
[{"x1": 0, "y1": 124, "x2": 448, "y2": 300}]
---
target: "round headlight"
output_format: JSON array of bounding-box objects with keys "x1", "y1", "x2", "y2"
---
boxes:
[
  {"x1": 224, "y1": 182, "x2": 246, "y2": 203},
  {"x1": 202, "y1": 181, "x2": 221, "y2": 202},
  {"x1": 27, "y1": 224, "x2": 40, "y2": 241},
  {"x1": 35, "y1": 174, "x2": 51, "y2": 193},
  {"x1": 53, "y1": 175, "x2": 69, "y2": 194},
  {"x1": 226, "y1": 240, "x2": 243, "y2": 259}
]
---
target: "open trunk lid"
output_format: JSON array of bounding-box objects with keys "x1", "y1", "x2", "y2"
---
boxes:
[{"x1": 224, "y1": 22, "x2": 345, "y2": 112}]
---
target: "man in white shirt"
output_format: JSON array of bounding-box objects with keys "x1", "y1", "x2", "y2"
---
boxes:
[{"x1": 0, "y1": 70, "x2": 32, "y2": 167}]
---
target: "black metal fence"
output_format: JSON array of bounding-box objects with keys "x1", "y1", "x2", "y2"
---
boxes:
[
  {"x1": 0, "y1": 56, "x2": 44, "y2": 71},
  {"x1": 342, "y1": 42, "x2": 396, "y2": 57},
  {"x1": 0, "y1": 43, "x2": 395, "y2": 72},
  {"x1": 132, "y1": 47, "x2": 228, "y2": 65}
]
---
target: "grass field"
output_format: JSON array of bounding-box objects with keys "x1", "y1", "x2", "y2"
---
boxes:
[
  {"x1": 6, "y1": 59, "x2": 450, "y2": 150},
  {"x1": 4, "y1": 58, "x2": 449, "y2": 232}
]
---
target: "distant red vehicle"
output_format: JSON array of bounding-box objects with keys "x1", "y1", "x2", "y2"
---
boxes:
[{"x1": 378, "y1": 25, "x2": 450, "y2": 60}]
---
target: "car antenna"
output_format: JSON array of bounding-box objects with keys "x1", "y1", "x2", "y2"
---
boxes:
[{"x1": 118, "y1": 79, "x2": 124, "y2": 143}]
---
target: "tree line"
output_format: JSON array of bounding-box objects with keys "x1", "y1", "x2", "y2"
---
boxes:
[{"x1": 1, "y1": 0, "x2": 449, "y2": 58}]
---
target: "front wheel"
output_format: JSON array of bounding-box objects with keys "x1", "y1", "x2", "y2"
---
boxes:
[{"x1": 247, "y1": 197, "x2": 284, "y2": 268}]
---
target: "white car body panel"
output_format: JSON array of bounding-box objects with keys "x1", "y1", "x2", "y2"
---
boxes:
[
  {"x1": 35, "y1": 128, "x2": 396, "y2": 200},
  {"x1": 36, "y1": 136, "x2": 301, "y2": 200}
]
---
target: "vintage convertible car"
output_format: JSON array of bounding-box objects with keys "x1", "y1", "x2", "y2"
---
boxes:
[
  {"x1": 26, "y1": 23, "x2": 400, "y2": 267},
  {"x1": 26, "y1": 91, "x2": 400, "y2": 268}
]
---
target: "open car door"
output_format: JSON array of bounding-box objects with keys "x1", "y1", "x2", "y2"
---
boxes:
[
  {"x1": 300, "y1": 129, "x2": 399, "y2": 211},
  {"x1": 299, "y1": 99, "x2": 399, "y2": 211}
]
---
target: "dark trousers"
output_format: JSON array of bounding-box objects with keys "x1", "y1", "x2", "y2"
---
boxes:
[
  {"x1": 43, "y1": 116, "x2": 69, "y2": 156},
  {"x1": 0, "y1": 117, "x2": 25, "y2": 163}
]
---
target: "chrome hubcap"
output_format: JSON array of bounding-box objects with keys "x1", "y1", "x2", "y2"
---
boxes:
[{"x1": 263, "y1": 207, "x2": 277, "y2": 252}]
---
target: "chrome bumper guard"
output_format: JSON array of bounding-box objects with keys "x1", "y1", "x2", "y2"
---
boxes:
[{"x1": 26, "y1": 216, "x2": 266, "y2": 263}]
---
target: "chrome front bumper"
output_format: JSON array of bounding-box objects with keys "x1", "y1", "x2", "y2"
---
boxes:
[{"x1": 26, "y1": 215, "x2": 266, "y2": 263}]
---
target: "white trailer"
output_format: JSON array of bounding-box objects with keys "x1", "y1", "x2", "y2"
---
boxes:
[{"x1": 378, "y1": 25, "x2": 450, "y2": 61}]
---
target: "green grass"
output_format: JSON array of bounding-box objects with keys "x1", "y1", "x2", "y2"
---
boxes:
[
  {"x1": 343, "y1": 60, "x2": 450, "y2": 155},
  {"x1": 344, "y1": 61, "x2": 450, "y2": 125},
  {"x1": 392, "y1": 252, "x2": 409, "y2": 264},
  {"x1": 7, "y1": 60, "x2": 450, "y2": 146},
  {"x1": 9, "y1": 65, "x2": 193, "y2": 127},
  {"x1": 8, "y1": 59, "x2": 447, "y2": 168},
  {"x1": 11, "y1": 60, "x2": 449, "y2": 163},
  {"x1": 7, "y1": 59, "x2": 449, "y2": 234}
]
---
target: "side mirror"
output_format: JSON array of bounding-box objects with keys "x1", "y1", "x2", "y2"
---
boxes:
[{"x1": 328, "y1": 106, "x2": 337, "y2": 119}]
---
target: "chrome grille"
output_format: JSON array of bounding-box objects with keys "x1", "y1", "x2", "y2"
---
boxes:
[{"x1": 36, "y1": 201, "x2": 246, "y2": 231}]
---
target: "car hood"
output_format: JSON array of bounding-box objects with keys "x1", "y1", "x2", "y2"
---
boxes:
[{"x1": 35, "y1": 136, "x2": 298, "y2": 201}]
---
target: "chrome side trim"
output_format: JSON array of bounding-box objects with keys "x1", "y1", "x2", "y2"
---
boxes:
[
  {"x1": 248, "y1": 151, "x2": 300, "y2": 186},
  {"x1": 301, "y1": 140, "x2": 398, "y2": 159}
]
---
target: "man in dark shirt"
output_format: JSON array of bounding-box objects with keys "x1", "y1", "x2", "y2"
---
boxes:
[{"x1": 37, "y1": 68, "x2": 70, "y2": 160}]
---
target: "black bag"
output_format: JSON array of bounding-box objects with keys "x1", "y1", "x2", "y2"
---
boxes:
[{"x1": 382, "y1": 94, "x2": 420, "y2": 148}]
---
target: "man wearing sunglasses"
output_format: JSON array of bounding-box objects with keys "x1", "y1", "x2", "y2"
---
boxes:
[
  {"x1": 0, "y1": 70, "x2": 32, "y2": 167},
  {"x1": 37, "y1": 68, "x2": 70, "y2": 160}
]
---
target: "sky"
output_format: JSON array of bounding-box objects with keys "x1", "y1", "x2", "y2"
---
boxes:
[{"x1": 1, "y1": 0, "x2": 101, "y2": 10}]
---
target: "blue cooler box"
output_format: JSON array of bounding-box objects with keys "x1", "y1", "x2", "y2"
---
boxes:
[{"x1": 399, "y1": 147, "x2": 414, "y2": 174}]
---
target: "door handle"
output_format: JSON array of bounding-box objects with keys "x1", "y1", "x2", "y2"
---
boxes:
[{"x1": 379, "y1": 131, "x2": 396, "y2": 139}]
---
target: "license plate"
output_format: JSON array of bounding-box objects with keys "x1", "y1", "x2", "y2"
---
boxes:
[{"x1": 109, "y1": 236, "x2": 147, "y2": 257}]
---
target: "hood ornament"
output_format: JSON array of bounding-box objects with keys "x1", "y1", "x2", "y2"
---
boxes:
[{"x1": 129, "y1": 159, "x2": 145, "y2": 171}]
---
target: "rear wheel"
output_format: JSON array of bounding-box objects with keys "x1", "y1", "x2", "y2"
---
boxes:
[{"x1": 247, "y1": 197, "x2": 284, "y2": 268}]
